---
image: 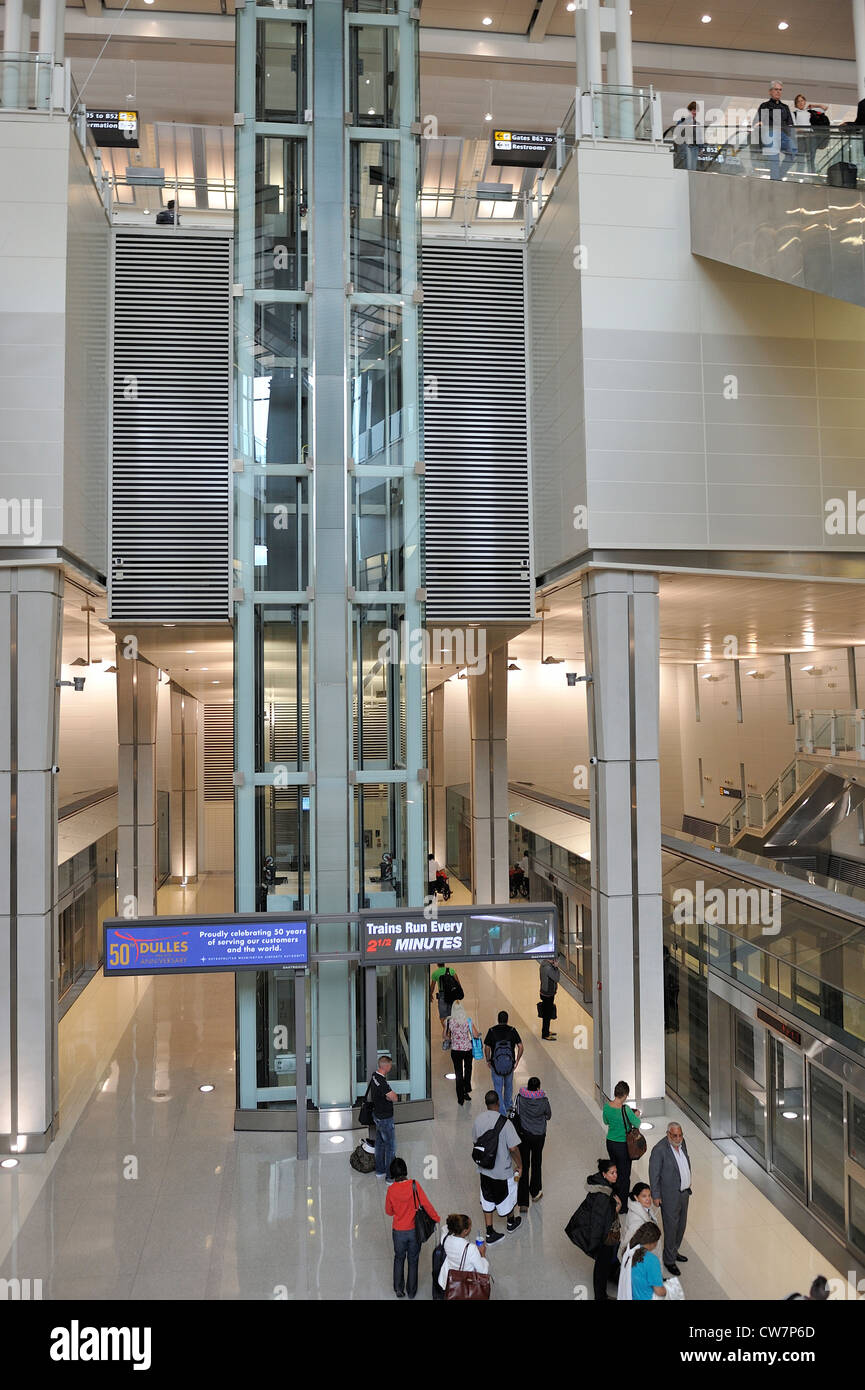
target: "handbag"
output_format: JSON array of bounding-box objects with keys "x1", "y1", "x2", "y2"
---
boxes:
[
  {"x1": 444, "y1": 1243, "x2": 491, "y2": 1301},
  {"x1": 358, "y1": 1080, "x2": 375, "y2": 1128},
  {"x1": 412, "y1": 1181, "x2": 436, "y2": 1245},
  {"x1": 623, "y1": 1106, "x2": 647, "y2": 1160},
  {"x1": 469, "y1": 1018, "x2": 484, "y2": 1061},
  {"x1": 655, "y1": 1275, "x2": 685, "y2": 1301}
]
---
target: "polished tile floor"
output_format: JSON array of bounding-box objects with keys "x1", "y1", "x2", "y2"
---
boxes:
[{"x1": 0, "y1": 874, "x2": 846, "y2": 1300}]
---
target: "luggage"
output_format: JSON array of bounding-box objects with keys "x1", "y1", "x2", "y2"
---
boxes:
[
  {"x1": 349, "y1": 1142, "x2": 377, "y2": 1174},
  {"x1": 827, "y1": 161, "x2": 857, "y2": 188},
  {"x1": 440, "y1": 969, "x2": 463, "y2": 1005},
  {"x1": 564, "y1": 1197, "x2": 595, "y2": 1253}
]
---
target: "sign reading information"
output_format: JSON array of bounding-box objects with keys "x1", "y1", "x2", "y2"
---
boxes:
[
  {"x1": 86, "y1": 109, "x2": 139, "y2": 148},
  {"x1": 361, "y1": 905, "x2": 557, "y2": 964},
  {"x1": 103, "y1": 915, "x2": 308, "y2": 976}
]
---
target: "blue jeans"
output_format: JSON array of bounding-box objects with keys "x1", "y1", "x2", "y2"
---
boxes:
[
  {"x1": 374, "y1": 1116, "x2": 396, "y2": 1177},
  {"x1": 492, "y1": 1069, "x2": 513, "y2": 1115},
  {"x1": 764, "y1": 127, "x2": 797, "y2": 180},
  {"x1": 392, "y1": 1227, "x2": 421, "y2": 1297}
]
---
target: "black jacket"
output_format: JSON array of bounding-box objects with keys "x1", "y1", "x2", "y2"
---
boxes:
[
  {"x1": 565, "y1": 1173, "x2": 618, "y2": 1256},
  {"x1": 755, "y1": 97, "x2": 793, "y2": 143}
]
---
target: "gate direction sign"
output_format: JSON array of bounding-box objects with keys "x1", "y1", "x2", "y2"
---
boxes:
[
  {"x1": 86, "y1": 109, "x2": 139, "y2": 148},
  {"x1": 103, "y1": 914, "x2": 308, "y2": 976},
  {"x1": 491, "y1": 130, "x2": 555, "y2": 167}
]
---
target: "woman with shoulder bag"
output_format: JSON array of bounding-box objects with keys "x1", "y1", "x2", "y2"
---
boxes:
[
  {"x1": 385, "y1": 1158, "x2": 440, "y2": 1300},
  {"x1": 438, "y1": 1213, "x2": 491, "y2": 1300},
  {"x1": 515, "y1": 1075, "x2": 552, "y2": 1212},
  {"x1": 584, "y1": 1159, "x2": 622, "y2": 1301},
  {"x1": 602, "y1": 1079, "x2": 642, "y2": 1208},
  {"x1": 444, "y1": 1001, "x2": 481, "y2": 1106}
]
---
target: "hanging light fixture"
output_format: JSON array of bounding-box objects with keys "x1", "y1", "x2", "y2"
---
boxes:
[
  {"x1": 71, "y1": 603, "x2": 96, "y2": 666},
  {"x1": 540, "y1": 609, "x2": 564, "y2": 665}
]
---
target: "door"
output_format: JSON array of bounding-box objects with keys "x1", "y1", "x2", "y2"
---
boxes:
[
  {"x1": 770, "y1": 1037, "x2": 806, "y2": 1196},
  {"x1": 808, "y1": 1063, "x2": 845, "y2": 1231},
  {"x1": 732, "y1": 1011, "x2": 767, "y2": 1162}
]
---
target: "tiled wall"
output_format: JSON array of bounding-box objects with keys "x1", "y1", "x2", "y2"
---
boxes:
[{"x1": 529, "y1": 143, "x2": 865, "y2": 573}]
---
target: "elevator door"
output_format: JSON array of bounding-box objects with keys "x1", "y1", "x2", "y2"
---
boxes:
[
  {"x1": 770, "y1": 1037, "x2": 806, "y2": 1197},
  {"x1": 731, "y1": 1010, "x2": 767, "y2": 1162}
]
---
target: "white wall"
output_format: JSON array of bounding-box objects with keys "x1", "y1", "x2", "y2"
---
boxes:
[{"x1": 57, "y1": 662, "x2": 118, "y2": 803}]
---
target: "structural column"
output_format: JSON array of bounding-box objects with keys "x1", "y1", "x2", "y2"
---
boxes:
[
  {"x1": 116, "y1": 650, "x2": 159, "y2": 918},
  {"x1": 467, "y1": 646, "x2": 509, "y2": 904},
  {"x1": 169, "y1": 683, "x2": 198, "y2": 884},
  {"x1": 582, "y1": 570, "x2": 664, "y2": 1112},
  {"x1": 428, "y1": 682, "x2": 446, "y2": 870},
  {"x1": 576, "y1": 0, "x2": 602, "y2": 88},
  {"x1": 0, "y1": 566, "x2": 63, "y2": 1149},
  {"x1": 2, "y1": 0, "x2": 24, "y2": 108},
  {"x1": 855, "y1": 0, "x2": 865, "y2": 106}
]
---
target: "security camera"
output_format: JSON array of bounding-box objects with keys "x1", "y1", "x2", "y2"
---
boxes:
[
  {"x1": 73, "y1": 675, "x2": 86, "y2": 692},
  {"x1": 566, "y1": 672, "x2": 578, "y2": 687},
  {"x1": 589, "y1": 756, "x2": 598, "y2": 765},
  {"x1": 51, "y1": 765, "x2": 60, "y2": 774}
]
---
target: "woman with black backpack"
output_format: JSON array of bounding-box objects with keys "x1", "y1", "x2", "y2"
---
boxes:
[{"x1": 565, "y1": 1159, "x2": 622, "y2": 1301}]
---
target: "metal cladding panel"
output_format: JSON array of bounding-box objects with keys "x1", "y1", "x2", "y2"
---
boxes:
[
  {"x1": 204, "y1": 703, "x2": 234, "y2": 802},
  {"x1": 110, "y1": 232, "x2": 232, "y2": 621},
  {"x1": 421, "y1": 242, "x2": 533, "y2": 623}
]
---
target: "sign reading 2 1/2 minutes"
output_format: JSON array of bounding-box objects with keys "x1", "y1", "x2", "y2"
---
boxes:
[
  {"x1": 362, "y1": 906, "x2": 557, "y2": 964},
  {"x1": 103, "y1": 915, "x2": 308, "y2": 976}
]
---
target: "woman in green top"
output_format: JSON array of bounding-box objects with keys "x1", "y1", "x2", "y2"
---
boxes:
[{"x1": 603, "y1": 1080, "x2": 642, "y2": 1208}]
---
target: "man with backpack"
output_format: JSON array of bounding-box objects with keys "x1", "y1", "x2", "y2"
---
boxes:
[
  {"x1": 483, "y1": 1010, "x2": 523, "y2": 1115},
  {"x1": 471, "y1": 1090, "x2": 523, "y2": 1243},
  {"x1": 429, "y1": 961, "x2": 463, "y2": 1046}
]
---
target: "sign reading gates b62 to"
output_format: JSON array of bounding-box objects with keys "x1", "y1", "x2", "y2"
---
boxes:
[
  {"x1": 491, "y1": 130, "x2": 555, "y2": 168},
  {"x1": 361, "y1": 904, "x2": 557, "y2": 965},
  {"x1": 103, "y1": 914, "x2": 308, "y2": 976}
]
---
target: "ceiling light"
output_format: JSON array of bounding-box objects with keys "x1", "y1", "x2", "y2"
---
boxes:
[
  {"x1": 0, "y1": 1158, "x2": 19, "y2": 1169},
  {"x1": 368, "y1": 107, "x2": 375, "y2": 115},
  {"x1": 639, "y1": 1121, "x2": 654, "y2": 1131},
  {"x1": 801, "y1": 665, "x2": 815, "y2": 671},
  {"x1": 782, "y1": 1110, "x2": 798, "y2": 1119},
  {"x1": 701, "y1": 13, "x2": 711, "y2": 22},
  {"x1": 484, "y1": 112, "x2": 493, "y2": 122},
  {"x1": 106, "y1": 665, "x2": 117, "y2": 674},
  {"x1": 542, "y1": 655, "x2": 564, "y2": 664},
  {"x1": 163, "y1": 623, "x2": 175, "y2": 628},
  {"x1": 201, "y1": 667, "x2": 209, "y2": 671},
  {"x1": 199, "y1": 1084, "x2": 215, "y2": 1093},
  {"x1": 211, "y1": 680, "x2": 219, "y2": 684},
  {"x1": 508, "y1": 662, "x2": 521, "y2": 671},
  {"x1": 482, "y1": 15, "x2": 492, "y2": 23},
  {"x1": 70, "y1": 656, "x2": 88, "y2": 667},
  {"x1": 778, "y1": 20, "x2": 788, "y2": 30},
  {"x1": 445, "y1": 1072, "x2": 457, "y2": 1080},
  {"x1": 329, "y1": 1135, "x2": 346, "y2": 1144},
  {"x1": 143, "y1": 0, "x2": 155, "y2": 5},
  {"x1": 566, "y1": 1, "x2": 576, "y2": 8},
  {"x1": 186, "y1": 649, "x2": 196, "y2": 654}
]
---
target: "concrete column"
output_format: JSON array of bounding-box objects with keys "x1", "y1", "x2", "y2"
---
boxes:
[
  {"x1": 855, "y1": 0, "x2": 865, "y2": 104},
  {"x1": 467, "y1": 646, "x2": 509, "y2": 904},
  {"x1": 428, "y1": 682, "x2": 446, "y2": 868},
  {"x1": 613, "y1": 0, "x2": 633, "y2": 85},
  {"x1": 36, "y1": 0, "x2": 55, "y2": 106},
  {"x1": 53, "y1": 0, "x2": 64, "y2": 65},
  {"x1": 116, "y1": 651, "x2": 158, "y2": 918},
  {"x1": 169, "y1": 684, "x2": 198, "y2": 884},
  {"x1": 0, "y1": 567, "x2": 63, "y2": 1149},
  {"x1": 582, "y1": 570, "x2": 664, "y2": 1114},
  {"x1": 583, "y1": 0, "x2": 603, "y2": 86}
]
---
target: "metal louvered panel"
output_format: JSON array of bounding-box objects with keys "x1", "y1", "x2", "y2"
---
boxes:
[
  {"x1": 204, "y1": 704, "x2": 234, "y2": 802},
  {"x1": 421, "y1": 243, "x2": 533, "y2": 623},
  {"x1": 110, "y1": 231, "x2": 232, "y2": 622}
]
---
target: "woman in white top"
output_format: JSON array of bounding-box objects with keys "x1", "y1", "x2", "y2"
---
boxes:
[
  {"x1": 444, "y1": 1001, "x2": 482, "y2": 1106},
  {"x1": 793, "y1": 93, "x2": 828, "y2": 172},
  {"x1": 437, "y1": 1214, "x2": 490, "y2": 1294},
  {"x1": 618, "y1": 1182, "x2": 662, "y2": 1261}
]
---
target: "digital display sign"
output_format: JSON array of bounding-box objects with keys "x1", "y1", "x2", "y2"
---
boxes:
[
  {"x1": 86, "y1": 109, "x2": 139, "y2": 148},
  {"x1": 103, "y1": 914, "x2": 308, "y2": 976},
  {"x1": 361, "y1": 905, "x2": 557, "y2": 964},
  {"x1": 491, "y1": 130, "x2": 555, "y2": 168}
]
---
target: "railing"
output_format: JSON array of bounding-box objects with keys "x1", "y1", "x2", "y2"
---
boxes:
[
  {"x1": 716, "y1": 756, "x2": 826, "y2": 844},
  {"x1": 109, "y1": 172, "x2": 235, "y2": 218},
  {"x1": 0, "y1": 51, "x2": 59, "y2": 111},
  {"x1": 577, "y1": 84, "x2": 663, "y2": 143},
  {"x1": 797, "y1": 709, "x2": 865, "y2": 758},
  {"x1": 675, "y1": 121, "x2": 865, "y2": 187}
]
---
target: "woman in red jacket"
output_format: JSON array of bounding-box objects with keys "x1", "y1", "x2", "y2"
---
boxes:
[{"x1": 385, "y1": 1157, "x2": 440, "y2": 1299}]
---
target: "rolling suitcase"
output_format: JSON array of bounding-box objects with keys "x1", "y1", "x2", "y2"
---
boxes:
[{"x1": 827, "y1": 160, "x2": 857, "y2": 188}]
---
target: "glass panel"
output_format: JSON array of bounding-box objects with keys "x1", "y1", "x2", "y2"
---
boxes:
[
  {"x1": 256, "y1": 970, "x2": 311, "y2": 1096},
  {"x1": 735, "y1": 1081, "x2": 766, "y2": 1160},
  {"x1": 350, "y1": 141, "x2": 401, "y2": 292},
  {"x1": 236, "y1": 304, "x2": 309, "y2": 467},
  {"x1": 356, "y1": 782, "x2": 407, "y2": 909},
  {"x1": 734, "y1": 1015, "x2": 765, "y2": 1086},
  {"x1": 257, "y1": 608, "x2": 309, "y2": 772},
  {"x1": 256, "y1": 20, "x2": 305, "y2": 122},
  {"x1": 809, "y1": 1066, "x2": 845, "y2": 1228},
  {"x1": 349, "y1": 0, "x2": 399, "y2": 12},
  {"x1": 350, "y1": 305, "x2": 406, "y2": 467},
  {"x1": 349, "y1": 26, "x2": 399, "y2": 127},
  {"x1": 850, "y1": 1174, "x2": 865, "y2": 1254},
  {"x1": 157, "y1": 790, "x2": 170, "y2": 882},
  {"x1": 255, "y1": 136, "x2": 308, "y2": 289},
  {"x1": 771, "y1": 1038, "x2": 806, "y2": 1194},
  {"x1": 850, "y1": 1095, "x2": 865, "y2": 1163},
  {"x1": 352, "y1": 475, "x2": 405, "y2": 591},
  {"x1": 255, "y1": 784, "x2": 311, "y2": 909},
  {"x1": 352, "y1": 605, "x2": 405, "y2": 768},
  {"x1": 663, "y1": 924, "x2": 709, "y2": 1123},
  {"x1": 254, "y1": 474, "x2": 309, "y2": 592}
]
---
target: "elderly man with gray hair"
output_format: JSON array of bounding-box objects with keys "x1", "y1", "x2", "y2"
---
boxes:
[{"x1": 648, "y1": 1121, "x2": 693, "y2": 1275}]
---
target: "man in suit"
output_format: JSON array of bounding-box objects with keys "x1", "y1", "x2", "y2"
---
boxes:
[{"x1": 648, "y1": 1121, "x2": 693, "y2": 1275}]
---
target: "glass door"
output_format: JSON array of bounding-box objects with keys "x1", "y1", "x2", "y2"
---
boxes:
[
  {"x1": 732, "y1": 1012, "x2": 767, "y2": 1162},
  {"x1": 808, "y1": 1064, "x2": 845, "y2": 1231},
  {"x1": 770, "y1": 1037, "x2": 806, "y2": 1197}
]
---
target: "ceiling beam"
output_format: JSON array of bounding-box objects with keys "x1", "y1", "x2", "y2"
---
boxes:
[
  {"x1": 82, "y1": 0, "x2": 104, "y2": 16},
  {"x1": 527, "y1": 0, "x2": 555, "y2": 45}
]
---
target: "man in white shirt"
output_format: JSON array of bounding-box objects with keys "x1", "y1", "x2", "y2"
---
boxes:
[{"x1": 648, "y1": 1122, "x2": 693, "y2": 1275}]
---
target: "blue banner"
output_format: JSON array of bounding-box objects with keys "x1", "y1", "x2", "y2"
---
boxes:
[{"x1": 104, "y1": 917, "x2": 308, "y2": 975}]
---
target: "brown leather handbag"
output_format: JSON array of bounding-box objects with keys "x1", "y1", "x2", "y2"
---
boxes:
[
  {"x1": 623, "y1": 1107, "x2": 647, "y2": 1160},
  {"x1": 444, "y1": 1243, "x2": 492, "y2": 1301}
]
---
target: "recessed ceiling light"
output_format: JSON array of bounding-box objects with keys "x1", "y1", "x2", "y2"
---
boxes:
[
  {"x1": 211, "y1": 680, "x2": 219, "y2": 684},
  {"x1": 782, "y1": 1110, "x2": 798, "y2": 1119},
  {"x1": 482, "y1": 15, "x2": 492, "y2": 23},
  {"x1": 163, "y1": 623, "x2": 175, "y2": 628},
  {"x1": 201, "y1": 667, "x2": 209, "y2": 671},
  {"x1": 639, "y1": 1121, "x2": 654, "y2": 1131},
  {"x1": 566, "y1": 2, "x2": 576, "y2": 9},
  {"x1": 701, "y1": 13, "x2": 711, "y2": 21},
  {"x1": 329, "y1": 1135, "x2": 346, "y2": 1144},
  {"x1": 484, "y1": 112, "x2": 493, "y2": 121},
  {"x1": 143, "y1": 0, "x2": 155, "y2": 5},
  {"x1": 0, "y1": 1158, "x2": 19, "y2": 1169},
  {"x1": 199, "y1": 1084, "x2": 215, "y2": 1093},
  {"x1": 186, "y1": 649, "x2": 196, "y2": 654},
  {"x1": 367, "y1": 107, "x2": 375, "y2": 115},
  {"x1": 778, "y1": 20, "x2": 789, "y2": 29}
]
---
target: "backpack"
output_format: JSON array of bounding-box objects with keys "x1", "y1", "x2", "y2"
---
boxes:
[
  {"x1": 471, "y1": 1114, "x2": 507, "y2": 1170},
  {"x1": 565, "y1": 1192, "x2": 612, "y2": 1255},
  {"x1": 564, "y1": 1198, "x2": 594, "y2": 1252},
  {"x1": 491, "y1": 1032, "x2": 515, "y2": 1076},
  {"x1": 431, "y1": 1238, "x2": 447, "y2": 1300},
  {"x1": 440, "y1": 969, "x2": 463, "y2": 1005}
]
